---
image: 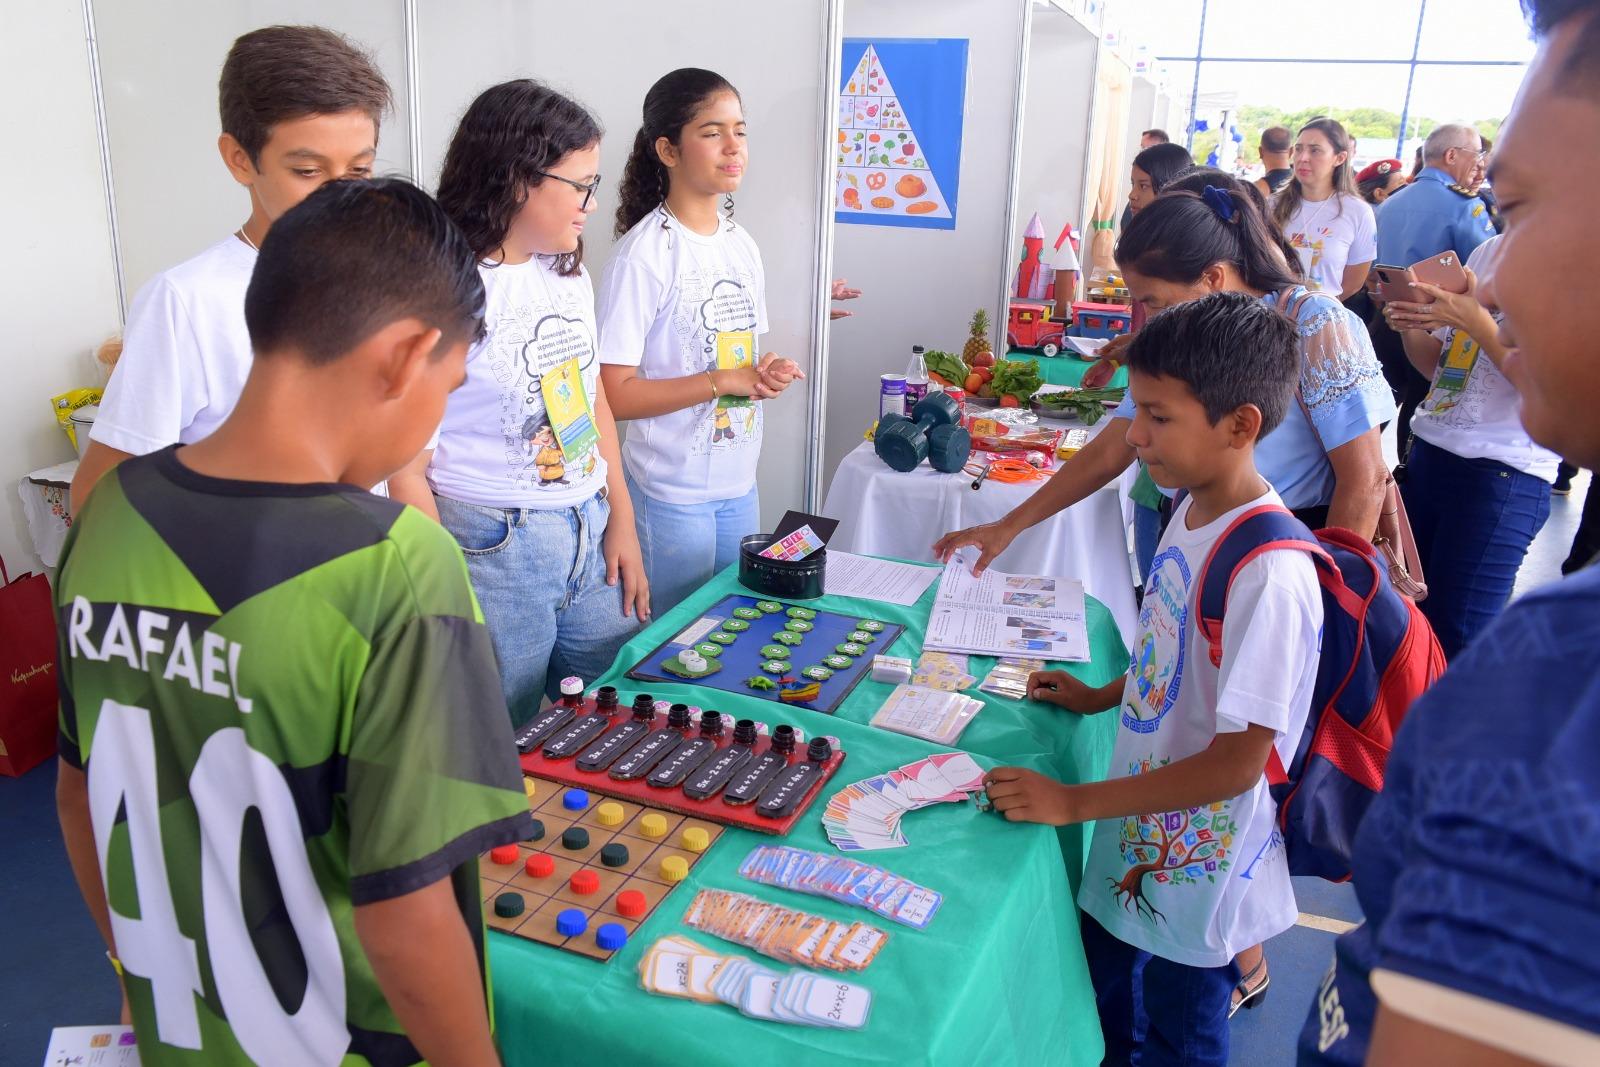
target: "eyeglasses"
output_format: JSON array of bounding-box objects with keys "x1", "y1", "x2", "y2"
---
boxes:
[
  {"x1": 535, "y1": 170, "x2": 602, "y2": 210},
  {"x1": 1449, "y1": 146, "x2": 1488, "y2": 162}
]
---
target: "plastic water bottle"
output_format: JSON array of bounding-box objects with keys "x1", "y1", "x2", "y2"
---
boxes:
[{"x1": 905, "y1": 345, "x2": 930, "y2": 406}]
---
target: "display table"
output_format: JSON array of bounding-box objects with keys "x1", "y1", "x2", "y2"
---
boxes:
[
  {"x1": 822, "y1": 438, "x2": 1137, "y2": 641},
  {"x1": 1004, "y1": 349, "x2": 1128, "y2": 389},
  {"x1": 488, "y1": 561, "x2": 1128, "y2": 1065}
]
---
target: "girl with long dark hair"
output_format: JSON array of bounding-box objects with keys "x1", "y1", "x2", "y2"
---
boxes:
[
  {"x1": 391, "y1": 80, "x2": 647, "y2": 726},
  {"x1": 596, "y1": 68, "x2": 803, "y2": 613},
  {"x1": 1272, "y1": 118, "x2": 1376, "y2": 301}
]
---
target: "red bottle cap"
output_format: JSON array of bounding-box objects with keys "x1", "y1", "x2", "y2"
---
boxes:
[
  {"x1": 570, "y1": 869, "x2": 601, "y2": 895},
  {"x1": 488, "y1": 845, "x2": 520, "y2": 866},
  {"x1": 525, "y1": 853, "x2": 555, "y2": 878},
  {"x1": 616, "y1": 889, "x2": 648, "y2": 918}
]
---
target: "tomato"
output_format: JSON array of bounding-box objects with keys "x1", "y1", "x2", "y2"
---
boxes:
[
  {"x1": 964, "y1": 372, "x2": 983, "y2": 393},
  {"x1": 999, "y1": 395, "x2": 1021, "y2": 408}
]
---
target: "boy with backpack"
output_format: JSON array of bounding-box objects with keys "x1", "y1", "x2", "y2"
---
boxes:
[
  {"x1": 54, "y1": 179, "x2": 530, "y2": 1066},
  {"x1": 986, "y1": 292, "x2": 1322, "y2": 1066}
]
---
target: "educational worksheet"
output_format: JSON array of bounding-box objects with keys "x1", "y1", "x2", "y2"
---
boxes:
[
  {"x1": 823, "y1": 551, "x2": 941, "y2": 606},
  {"x1": 921, "y1": 550, "x2": 1090, "y2": 661}
]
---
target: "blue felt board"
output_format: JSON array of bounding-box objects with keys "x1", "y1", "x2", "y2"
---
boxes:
[{"x1": 623, "y1": 595, "x2": 906, "y2": 716}]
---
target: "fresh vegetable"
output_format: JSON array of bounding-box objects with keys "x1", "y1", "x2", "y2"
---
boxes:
[
  {"x1": 988, "y1": 358, "x2": 1043, "y2": 401},
  {"x1": 923, "y1": 349, "x2": 969, "y2": 387},
  {"x1": 964, "y1": 372, "x2": 983, "y2": 393},
  {"x1": 928, "y1": 371, "x2": 952, "y2": 388},
  {"x1": 999, "y1": 395, "x2": 1020, "y2": 408},
  {"x1": 976, "y1": 367, "x2": 994, "y2": 383},
  {"x1": 971, "y1": 350, "x2": 996, "y2": 368},
  {"x1": 1034, "y1": 386, "x2": 1126, "y2": 426}
]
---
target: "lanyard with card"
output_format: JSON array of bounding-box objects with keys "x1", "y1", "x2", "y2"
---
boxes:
[
  {"x1": 715, "y1": 330, "x2": 756, "y2": 410},
  {"x1": 1433, "y1": 328, "x2": 1480, "y2": 395},
  {"x1": 539, "y1": 357, "x2": 600, "y2": 462}
]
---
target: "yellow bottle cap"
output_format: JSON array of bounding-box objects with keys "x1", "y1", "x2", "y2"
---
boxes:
[
  {"x1": 595, "y1": 801, "x2": 625, "y2": 827},
  {"x1": 680, "y1": 827, "x2": 710, "y2": 853},
  {"x1": 660, "y1": 855, "x2": 689, "y2": 883},
  {"x1": 639, "y1": 813, "x2": 669, "y2": 839},
  {"x1": 523, "y1": 777, "x2": 537, "y2": 798}
]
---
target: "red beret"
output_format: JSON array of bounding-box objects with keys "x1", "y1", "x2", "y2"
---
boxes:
[{"x1": 1356, "y1": 159, "x2": 1403, "y2": 184}]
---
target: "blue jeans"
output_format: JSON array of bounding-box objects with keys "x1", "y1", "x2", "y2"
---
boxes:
[
  {"x1": 626, "y1": 472, "x2": 760, "y2": 616},
  {"x1": 1080, "y1": 912, "x2": 1238, "y2": 1067},
  {"x1": 436, "y1": 492, "x2": 639, "y2": 727},
  {"x1": 1401, "y1": 437, "x2": 1551, "y2": 659}
]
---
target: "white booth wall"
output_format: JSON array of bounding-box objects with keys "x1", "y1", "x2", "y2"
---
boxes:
[
  {"x1": 822, "y1": 0, "x2": 1031, "y2": 487},
  {"x1": 0, "y1": 1, "x2": 837, "y2": 571}
]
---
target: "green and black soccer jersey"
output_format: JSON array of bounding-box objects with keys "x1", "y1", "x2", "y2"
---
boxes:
[{"x1": 56, "y1": 447, "x2": 533, "y2": 1067}]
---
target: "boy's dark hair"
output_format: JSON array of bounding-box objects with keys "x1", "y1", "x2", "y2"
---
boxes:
[
  {"x1": 1132, "y1": 142, "x2": 1193, "y2": 194},
  {"x1": 1118, "y1": 188, "x2": 1301, "y2": 294},
  {"x1": 615, "y1": 68, "x2": 741, "y2": 237},
  {"x1": 219, "y1": 26, "x2": 392, "y2": 165},
  {"x1": 1124, "y1": 291, "x2": 1300, "y2": 439},
  {"x1": 245, "y1": 179, "x2": 485, "y2": 365},
  {"x1": 436, "y1": 80, "x2": 602, "y2": 276}
]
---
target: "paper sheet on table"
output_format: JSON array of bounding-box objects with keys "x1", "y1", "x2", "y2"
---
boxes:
[
  {"x1": 823, "y1": 551, "x2": 941, "y2": 606},
  {"x1": 920, "y1": 549, "x2": 1090, "y2": 661},
  {"x1": 1064, "y1": 336, "x2": 1109, "y2": 358},
  {"x1": 42, "y1": 1025, "x2": 141, "y2": 1065}
]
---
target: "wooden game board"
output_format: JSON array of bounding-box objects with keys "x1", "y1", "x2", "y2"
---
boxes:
[{"x1": 481, "y1": 775, "x2": 723, "y2": 961}]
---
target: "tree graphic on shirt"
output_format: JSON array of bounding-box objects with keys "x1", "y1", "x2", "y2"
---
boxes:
[{"x1": 1109, "y1": 757, "x2": 1236, "y2": 924}]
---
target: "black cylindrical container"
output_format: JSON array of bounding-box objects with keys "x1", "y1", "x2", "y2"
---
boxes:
[{"x1": 738, "y1": 533, "x2": 826, "y2": 600}]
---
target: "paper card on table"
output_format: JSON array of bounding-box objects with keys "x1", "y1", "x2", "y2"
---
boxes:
[
  {"x1": 767, "y1": 509, "x2": 840, "y2": 547},
  {"x1": 822, "y1": 551, "x2": 941, "y2": 606}
]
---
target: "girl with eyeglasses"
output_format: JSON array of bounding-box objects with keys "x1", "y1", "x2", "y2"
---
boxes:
[
  {"x1": 391, "y1": 79, "x2": 647, "y2": 727},
  {"x1": 1271, "y1": 117, "x2": 1376, "y2": 302},
  {"x1": 596, "y1": 68, "x2": 803, "y2": 614}
]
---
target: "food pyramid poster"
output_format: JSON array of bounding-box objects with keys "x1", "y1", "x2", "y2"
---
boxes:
[{"x1": 835, "y1": 38, "x2": 968, "y2": 231}]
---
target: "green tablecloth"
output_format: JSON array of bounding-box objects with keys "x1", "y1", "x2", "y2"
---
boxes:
[
  {"x1": 489, "y1": 561, "x2": 1129, "y2": 1067},
  {"x1": 1005, "y1": 349, "x2": 1129, "y2": 389}
]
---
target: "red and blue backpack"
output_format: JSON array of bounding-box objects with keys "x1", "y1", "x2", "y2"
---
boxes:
[{"x1": 1195, "y1": 506, "x2": 1446, "y2": 881}]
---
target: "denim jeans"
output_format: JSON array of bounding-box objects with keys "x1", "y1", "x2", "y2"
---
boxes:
[
  {"x1": 626, "y1": 472, "x2": 760, "y2": 616},
  {"x1": 1080, "y1": 912, "x2": 1238, "y2": 1067},
  {"x1": 1401, "y1": 437, "x2": 1551, "y2": 659},
  {"x1": 435, "y1": 491, "x2": 638, "y2": 727}
]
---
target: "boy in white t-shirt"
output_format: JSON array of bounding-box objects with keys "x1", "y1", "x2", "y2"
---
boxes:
[
  {"x1": 71, "y1": 26, "x2": 392, "y2": 512},
  {"x1": 985, "y1": 292, "x2": 1322, "y2": 1067}
]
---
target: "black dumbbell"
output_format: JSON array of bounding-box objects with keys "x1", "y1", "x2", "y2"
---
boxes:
[{"x1": 876, "y1": 391, "x2": 971, "y2": 473}]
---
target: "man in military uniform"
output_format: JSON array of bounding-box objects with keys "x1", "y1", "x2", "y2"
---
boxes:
[
  {"x1": 1371, "y1": 124, "x2": 1499, "y2": 451},
  {"x1": 1376, "y1": 124, "x2": 1498, "y2": 266}
]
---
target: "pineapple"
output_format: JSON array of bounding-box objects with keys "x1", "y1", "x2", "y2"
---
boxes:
[{"x1": 963, "y1": 309, "x2": 992, "y2": 366}]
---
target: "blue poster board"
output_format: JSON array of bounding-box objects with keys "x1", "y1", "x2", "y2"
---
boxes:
[{"x1": 835, "y1": 37, "x2": 969, "y2": 231}]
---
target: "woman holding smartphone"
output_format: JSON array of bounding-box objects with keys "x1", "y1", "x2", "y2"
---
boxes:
[{"x1": 597, "y1": 68, "x2": 803, "y2": 614}]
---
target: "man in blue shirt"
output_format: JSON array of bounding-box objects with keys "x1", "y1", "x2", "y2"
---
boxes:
[
  {"x1": 1376, "y1": 124, "x2": 1498, "y2": 267},
  {"x1": 1300, "y1": 1, "x2": 1600, "y2": 1062}
]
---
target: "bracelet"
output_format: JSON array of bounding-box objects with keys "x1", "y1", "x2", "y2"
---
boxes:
[
  {"x1": 1106, "y1": 359, "x2": 1120, "y2": 371},
  {"x1": 107, "y1": 951, "x2": 123, "y2": 976},
  {"x1": 706, "y1": 371, "x2": 719, "y2": 400}
]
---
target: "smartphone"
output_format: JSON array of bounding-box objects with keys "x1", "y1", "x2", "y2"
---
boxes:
[{"x1": 1374, "y1": 253, "x2": 1470, "y2": 304}]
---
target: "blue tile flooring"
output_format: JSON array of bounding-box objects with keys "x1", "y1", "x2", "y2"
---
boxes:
[{"x1": 3, "y1": 468, "x2": 1587, "y2": 1064}]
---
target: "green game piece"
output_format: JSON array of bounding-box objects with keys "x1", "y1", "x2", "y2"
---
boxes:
[
  {"x1": 836, "y1": 642, "x2": 867, "y2": 657},
  {"x1": 759, "y1": 644, "x2": 791, "y2": 660},
  {"x1": 662, "y1": 654, "x2": 722, "y2": 680},
  {"x1": 733, "y1": 606, "x2": 762, "y2": 620},
  {"x1": 824, "y1": 654, "x2": 852, "y2": 669},
  {"x1": 762, "y1": 660, "x2": 790, "y2": 675},
  {"x1": 709, "y1": 632, "x2": 737, "y2": 646},
  {"x1": 857, "y1": 619, "x2": 885, "y2": 633},
  {"x1": 695, "y1": 642, "x2": 723, "y2": 658},
  {"x1": 773, "y1": 631, "x2": 803, "y2": 646},
  {"x1": 787, "y1": 607, "x2": 817, "y2": 620},
  {"x1": 722, "y1": 619, "x2": 751, "y2": 633},
  {"x1": 848, "y1": 630, "x2": 874, "y2": 644},
  {"x1": 745, "y1": 675, "x2": 778, "y2": 691},
  {"x1": 784, "y1": 620, "x2": 814, "y2": 634},
  {"x1": 755, "y1": 600, "x2": 783, "y2": 614},
  {"x1": 801, "y1": 666, "x2": 834, "y2": 681}
]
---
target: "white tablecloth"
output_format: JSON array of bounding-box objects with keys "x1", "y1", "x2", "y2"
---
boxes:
[{"x1": 821, "y1": 438, "x2": 1138, "y2": 640}]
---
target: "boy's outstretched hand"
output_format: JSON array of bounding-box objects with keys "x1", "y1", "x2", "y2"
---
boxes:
[
  {"x1": 983, "y1": 767, "x2": 1079, "y2": 826},
  {"x1": 1028, "y1": 670, "x2": 1121, "y2": 714}
]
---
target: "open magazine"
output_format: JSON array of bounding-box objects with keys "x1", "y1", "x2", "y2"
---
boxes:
[{"x1": 922, "y1": 549, "x2": 1091, "y2": 662}]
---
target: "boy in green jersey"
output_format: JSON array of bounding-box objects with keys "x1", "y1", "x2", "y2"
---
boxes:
[{"x1": 55, "y1": 178, "x2": 530, "y2": 1066}]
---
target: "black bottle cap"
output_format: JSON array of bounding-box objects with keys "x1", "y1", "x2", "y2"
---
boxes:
[
  {"x1": 596, "y1": 686, "x2": 619, "y2": 710},
  {"x1": 494, "y1": 891, "x2": 525, "y2": 918},
  {"x1": 733, "y1": 719, "x2": 758, "y2": 745},
  {"x1": 523, "y1": 818, "x2": 545, "y2": 843},
  {"x1": 700, "y1": 710, "x2": 724, "y2": 737},
  {"x1": 632, "y1": 694, "x2": 655, "y2": 721},
  {"x1": 600, "y1": 842, "x2": 630, "y2": 868},
  {"x1": 806, "y1": 737, "x2": 833, "y2": 763},
  {"x1": 561, "y1": 826, "x2": 590, "y2": 851},
  {"x1": 668, "y1": 703, "x2": 692, "y2": 729},
  {"x1": 772, "y1": 724, "x2": 796, "y2": 754}
]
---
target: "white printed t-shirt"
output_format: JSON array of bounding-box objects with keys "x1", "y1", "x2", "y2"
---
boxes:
[
  {"x1": 1079, "y1": 488, "x2": 1323, "y2": 967},
  {"x1": 1279, "y1": 192, "x2": 1376, "y2": 297},
  {"x1": 428, "y1": 256, "x2": 606, "y2": 509},
  {"x1": 92, "y1": 236, "x2": 256, "y2": 454},
  {"x1": 595, "y1": 207, "x2": 769, "y2": 505},
  {"x1": 1410, "y1": 237, "x2": 1560, "y2": 483}
]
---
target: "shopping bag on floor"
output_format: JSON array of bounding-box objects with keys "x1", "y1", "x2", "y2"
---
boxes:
[{"x1": 0, "y1": 554, "x2": 59, "y2": 776}]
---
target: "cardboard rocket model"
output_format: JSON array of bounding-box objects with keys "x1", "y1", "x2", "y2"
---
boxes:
[{"x1": 1014, "y1": 212, "x2": 1054, "y2": 301}]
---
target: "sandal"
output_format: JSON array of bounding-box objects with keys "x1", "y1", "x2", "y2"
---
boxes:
[{"x1": 1229, "y1": 958, "x2": 1270, "y2": 1018}]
